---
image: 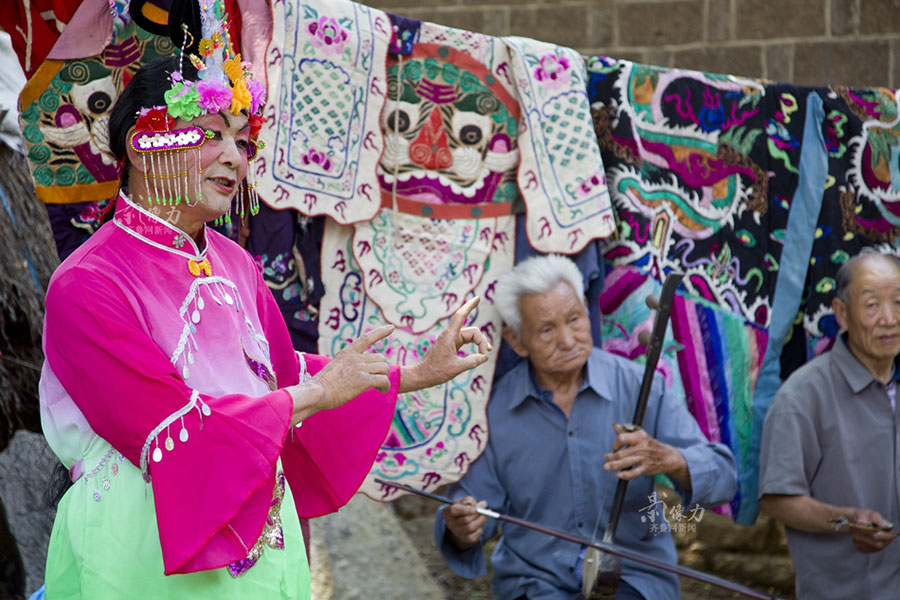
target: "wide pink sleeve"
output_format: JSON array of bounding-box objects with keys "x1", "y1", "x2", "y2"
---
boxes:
[
  {"x1": 253, "y1": 269, "x2": 400, "y2": 519},
  {"x1": 44, "y1": 267, "x2": 294, "y2": 575}
]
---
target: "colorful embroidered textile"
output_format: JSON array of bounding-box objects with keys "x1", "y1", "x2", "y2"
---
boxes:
[
  {"x1": 377, "y1": 41, "x2": 520, "y2": 212},
  {"x1": 368, "y1": 35, "x2": 521, "y2": 330},
  {"x1": 799, "y1": 85, "x2": 900, "y2": 343},
  {"x1": 416, "y1": 18, "x2": 503, "y2": 65},
  {"x1": 256, "y1": 0, "x2": 390, "y2": 223},
  {"x1": 588, "y1": 58, "x2": 790, "y2": 328},
  {"x1": 745, "y1": 92, "x2": 827, "y2": 523},
  {"x1": 17, "y1": 0, "x2": 171, "y2": 206},
  {"x1": 41, "y1": 193, "x2": 399, "y2": 591},
  {"x1": 503, "y1": 37, "x2": 614, "y2": 253},
  {"x1": 318, "y1": 213, "x2": 515, "y2": 498},
  {"x1": 588, "y1": 56, "x2": 900, "y2": 522},
  {"x1": 598, "y1": 266, "x2": 767, "y2": 522},
  {"x1": 314, "y1": 17, "x2": 521, "y2": 495}
]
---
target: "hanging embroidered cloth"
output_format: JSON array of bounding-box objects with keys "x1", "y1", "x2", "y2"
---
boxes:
[
  {"x1": 798, "y1": 86, "x2": 900, "y2": 346},
  {"x1": 366, "y1": 37, "x2": 521, "y2": 331},
  {"x1": 503, "y1": 37, "x2": 615, "y2": 253},
  {"x1": 255, "y1": 0, "x2": 390, "y2": 223},
  {"x1": 318, "y1": 19, "x2": 519, "y2": 498},
  {"x1": 318, "y1": 214, "x2": 515, "y2": 499},
  {"x1": 589, "y1": 56, "x2": 900, "y2": 523},
  {"x1": 17, "y1": 0, "x2": 172, "y2": 206},
  {"x1": 587, "y1": 57, "x2": 787, "y2": 328}
]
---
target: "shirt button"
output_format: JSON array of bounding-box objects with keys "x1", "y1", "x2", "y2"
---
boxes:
[
  {"x1": 568, "y1": 431, "x2": 574, "y2": 437},
  {"x1": 578, "y1": 521, "x2": 584, "y2": 528},
  {"x1": 569, "y1": 566, "x2": 575, "y2": 572}
]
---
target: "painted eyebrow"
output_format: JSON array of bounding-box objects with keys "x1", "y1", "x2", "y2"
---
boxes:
[{"x1": 210, "y1": 112, "x2": 250, "y2": 133}]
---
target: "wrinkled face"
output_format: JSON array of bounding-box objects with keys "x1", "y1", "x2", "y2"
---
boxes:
[
  {"x1": 173, "y1": 111, "x2": 251, "y2": 220},
  {"x1": 833, "y1": 256, "x2": 900, "y2": 373},
  {"x1": 506, "y1": 281, "x2": 593, "y2": 380}
]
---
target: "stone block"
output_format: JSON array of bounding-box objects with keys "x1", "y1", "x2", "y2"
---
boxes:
[
  {"x1": 859, "y1": 0, "x2": 900, "y2": 34},
  {"x1": 793, "y1": 40, "x2": 890, "y2": 87},
  {"x1": 617, "y1": 1, "x2": 704, "y2": 47},
  {"x1": 363, "y1": 0, "x2": 454, "y2": 10},
  {"x1": 705, "y1": 551, "x2": 795, "y2": 591},
  {"x1": 765, "y1": 43, "x2": 794, "y2": 83},
  {"x1": 402, "y1": 7, "x2": 510, "y2": 37},
  {"x1": 510, "y1": 4, "x2": 592, "y2": 48},
  {"x1": 692, "y1": 510, "x2": 774, "y2": 553},
  {"x1": 707, "y1": 0, "x2": 733, "y2": 42},
  {"x1": 0, "y1": 431, "x2": 58, "y2": 598},
  {"x1": 458, "y1": 0, "x2": 533, "y2": 5},
  {"x1": 677, "y1": 545, "x2": 708, "y2": 570},
  {"x1": 735, "y1": 0, "x2": 825, "y2": 40},
  {"x1": 316, "y1": 494, "x2": 446, "y2": 599},
  {"x1": 644, "y1": 49, "x2": 673, "y2": 69},
  {"x1": 671, "y1": 45, "x2": 764, "y2": 79},
  {"x1": 892, "y1": 40, "x2": 900, "y2": 88},
  {"x1": 588, "y1": 2, "x2": 616, "y2": 49},
  {"x1": 831, "y1": 0, "x2": 858, "y2": 36}
]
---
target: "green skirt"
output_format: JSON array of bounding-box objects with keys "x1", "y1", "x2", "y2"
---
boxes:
[{"x1": 45, "y1": 438, "x2": 310, "y2": 599}]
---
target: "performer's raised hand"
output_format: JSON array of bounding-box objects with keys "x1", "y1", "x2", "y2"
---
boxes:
[
  {"x1": 400, "y1": 296, "x2": 492, "y2": 393},
  {"x1": 287, "y1": 325, "x2": 393, "y2": 423}
]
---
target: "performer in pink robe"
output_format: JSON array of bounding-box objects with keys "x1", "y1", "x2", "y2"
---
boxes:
[{"x1": 38, "y1": 6, "x2": 490, "y2": 596}]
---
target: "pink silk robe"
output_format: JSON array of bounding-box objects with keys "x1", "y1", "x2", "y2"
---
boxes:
[{"x1": 40, "y1": 193, "x2": 399, "y2": 575}]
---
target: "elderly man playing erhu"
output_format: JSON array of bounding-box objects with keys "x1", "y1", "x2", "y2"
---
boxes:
[
  {"x1": 759, "y1": 249, "x2": 900, "y2": 599},
  {"x1": 433, "y1": 255, "x2": 738, "y2": 600}
]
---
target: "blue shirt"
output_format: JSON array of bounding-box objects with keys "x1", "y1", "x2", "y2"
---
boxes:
[{"x1": 434, "y1": 348, "x2": 738, "y2": 600}]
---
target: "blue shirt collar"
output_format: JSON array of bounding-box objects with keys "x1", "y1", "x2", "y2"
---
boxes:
[{"x1": 509, "y1": 348, "x2": 611, "y2": 411}]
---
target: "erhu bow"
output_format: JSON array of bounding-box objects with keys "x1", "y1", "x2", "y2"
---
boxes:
[{"x1": 375, "y1": 479, "x2": 780, "y2": 600}]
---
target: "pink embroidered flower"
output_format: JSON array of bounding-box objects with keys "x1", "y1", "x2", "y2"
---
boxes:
[
  {"x1": 534, "y1": 53, "x2": 572, "y2": 90},
  {"x1": 307, "y1": 16, "x2": 349, "y2": 55},
  {"x1": 196, "y1": 79, "x2": 232, "y2": 114},
  {"x1": 300, "y1": 148, "x2": 333, "y2": 171}
]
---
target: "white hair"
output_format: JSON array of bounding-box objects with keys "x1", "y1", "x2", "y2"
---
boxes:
[{"x1": 494, "y1": 254, "x2": 585, "y2": 335}]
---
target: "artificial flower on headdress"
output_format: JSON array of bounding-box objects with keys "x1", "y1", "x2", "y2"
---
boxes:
[
  {"x1": 136, "y1": 106, "x2": 176, "y2": 132},
  {"x1": 198, "y1": 32, "x2": 223, "y2": 58},
  {"x1": 196, "y1": 79, "x2": 232, "y2": 114},
  {"x1": 248, "y1": 113, "x2": 267, "y2": 138},
  {"x1": 230, "y1": 79, "x2": 252, "y2": 115},
  {"x1": 189, "y1": 54, "x2": 207, "y2": 75},
  {"x1": 248, "y1": 79, "x2": 266, "y2": 115},
  {"x1": 223, "y1": 54, "x2": 244, "y2": 85},
  {"x1": 144, "y1": 0, "x2": 266, "y2": 130},
  {"x1": 165, "y1": 81, "x2": 202, "y2": 121}
]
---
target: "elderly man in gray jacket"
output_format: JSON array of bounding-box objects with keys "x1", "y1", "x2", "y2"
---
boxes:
[{"x1": 759, "y1": 250, "x2": 900, "y2": 599}]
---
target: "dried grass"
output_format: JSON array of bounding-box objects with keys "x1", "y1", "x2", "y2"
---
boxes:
[{"x1": 0, "y1": 142, "x2": 59, "y2": 449}]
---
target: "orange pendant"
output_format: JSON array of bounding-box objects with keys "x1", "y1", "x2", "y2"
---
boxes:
[{"x1": 188, "y1": 258, "x2": 212, "y2": 277}]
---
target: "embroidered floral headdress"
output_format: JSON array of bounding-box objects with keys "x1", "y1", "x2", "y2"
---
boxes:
[{"x1": 129, "y1": 0, "x2": 265, "y2": 223}]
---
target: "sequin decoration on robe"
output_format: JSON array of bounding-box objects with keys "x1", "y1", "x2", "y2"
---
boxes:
[{"x1": 40, "y1": 192, "x2": 400, "y2": 597}]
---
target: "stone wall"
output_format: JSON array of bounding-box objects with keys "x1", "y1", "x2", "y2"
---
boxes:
[{"x1": 363, "y1": 0, "x2": 900, "y2": 88}]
